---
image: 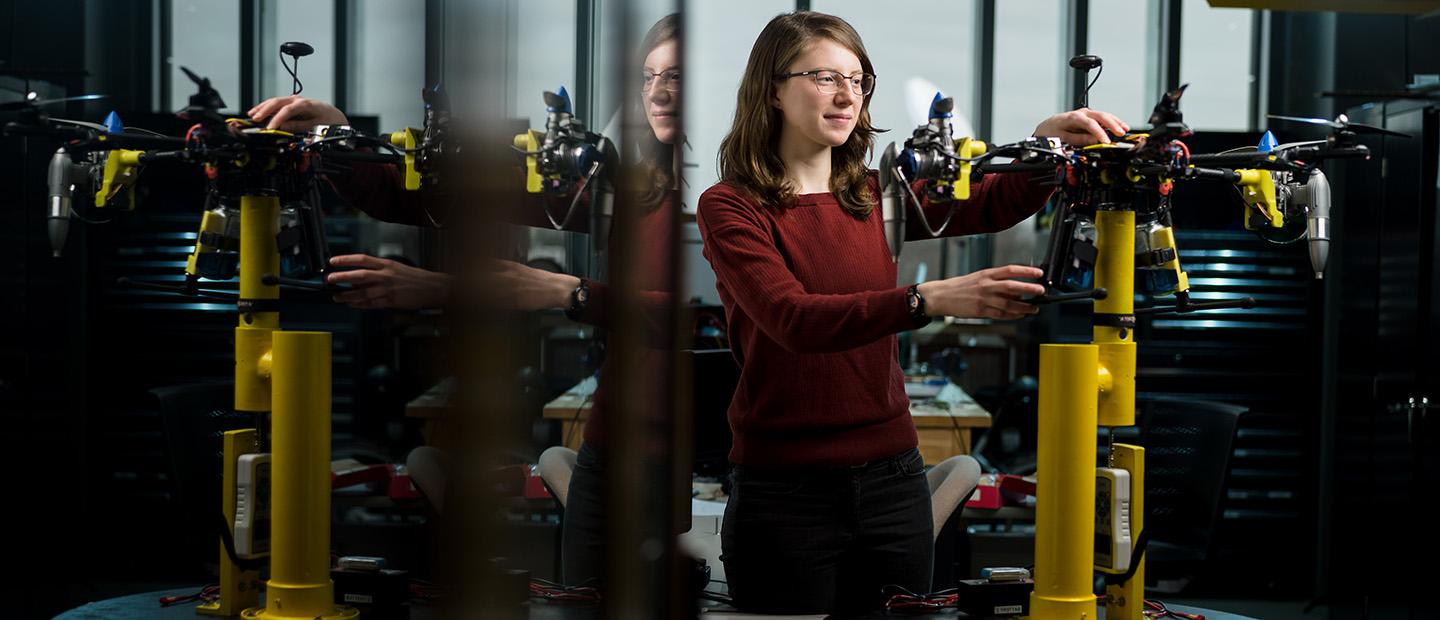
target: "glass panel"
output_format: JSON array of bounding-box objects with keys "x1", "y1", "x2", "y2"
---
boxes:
[
  {"x1": 1086, "y1": 0, "x2": 1157, "y2": 128},
  {"x1": 992, "y1": 0, "x2": 1065, "y2": 143},
  {"x1": 1179, "y1": 0, "x2": 1254, "y2": 130},
  {"x1": 170, "y1": 0, "x2": 241, "y2": 113},
  {"x1": 811, "y1": 1, "x2": 979, "y2": 139},
  {"x1": 681, "y1": 0, "x2": 793, "y2": 213},
  {"x1": 262, "y1": 0, "x2": 336, "y2": 103},
  {"x1": 351, "y1": 0, "x2": 425, "y2": 131},
  {"x1": 511, "y1": 0, "x2": 576, "y2": 130}
]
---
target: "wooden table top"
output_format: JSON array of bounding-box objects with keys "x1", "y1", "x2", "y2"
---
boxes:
[{"x1": 407, "y1": 377, "x2": 993, "y2": 429}]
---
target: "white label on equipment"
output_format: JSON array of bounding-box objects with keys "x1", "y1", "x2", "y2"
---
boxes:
[
  {"x1": 996, "y1": 605, "x2": 1023, "y2": 614},
  {"x1": 343, "y1": 594, "x2": 373, "y2": 604}
]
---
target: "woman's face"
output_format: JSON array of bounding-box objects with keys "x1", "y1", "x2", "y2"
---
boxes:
[
  {"x1": 773, "y1": 39, "x2": 863, "y2": 149},
  {"x1": 643, "y1": 40, "x2": 680, "y2": 145}
]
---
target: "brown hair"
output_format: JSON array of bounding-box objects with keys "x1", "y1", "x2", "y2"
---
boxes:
[
  {"x1": 718, "y1": 11, "x2": 878, "y2": 217},
  {"x1": 631, "y1": 13, "x2": 681, "y2": 211}
]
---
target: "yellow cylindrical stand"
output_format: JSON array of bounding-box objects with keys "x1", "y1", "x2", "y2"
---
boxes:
[
  {"x1": 236, "y1": 195, "x2": 280, "y2": 413},
  {"x1": 1093, "y1": 209, "x2": 1134, "y2": 322},
  {"x1": 209, "y1": 195, "x2": 284, "y2": 616},
  {"x1": 1096, "y1": 342, "x2": 1136, "y2": 428},
  {"x1": 1094, "y1": 209, "x2": 1136, "y2": 427},
  {"x1": 244, "y1": 331, "x2": 356, "y2": 619},
  {"x1": 1030, "y1": 344, "x2": 1100, "y2": 619}
]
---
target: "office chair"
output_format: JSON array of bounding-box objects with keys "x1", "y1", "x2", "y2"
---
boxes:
[
  {"x1": 927, "y1": 454, "x2": 983, "y2": 589},
  {"x1": 1135, "y1": 395, "x2": 1245, "y2": 593},
  {"x1": 537, "y1": 445, "x2": 579, "y2": 508},
  {"x1": 927, "y1": 454, "x2": 983, "y2": 541},
  {"x1": 406, "y1": 445, "x2": 452, "y2": 514},
  {"x1": 971, "y1": 376, "x2": 1040, "y2": 474},
  {"x1": 153, "y1": 381, "x2": 252, "y2": 570}
]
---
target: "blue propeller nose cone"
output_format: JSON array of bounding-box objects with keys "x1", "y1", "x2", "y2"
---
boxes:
[
  {"x1": 929, "y1": 91, "x2": 952, "y2": 120},
  {"x1": 104, "y1": 111, "x2": 124, "y2": 134},
  {"x1": 1258, "y1": 130, "x2": 1278, "y2": 153},
  {"x1": 548, "y1": 86, "x2": 572, "y2": 114}
]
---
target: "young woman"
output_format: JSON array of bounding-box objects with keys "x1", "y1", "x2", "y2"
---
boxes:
[
  {"x1": 247, "y1": 15, "x2": 685, "y2": 589},
  {"x1": 698, "y1": 11, "x2": 1128, "y2": 614}
]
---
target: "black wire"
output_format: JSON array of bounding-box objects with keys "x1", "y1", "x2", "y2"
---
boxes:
[
  {"x1": 69, "y1": 202, "x2": 115, "y2": 225},
  {"x1": 1102, "y1": 527, "x2": 1149, "y2": 587},
  {"x1": 564, "y1": 394, "x2": 592, "y2": 449},
  {"x1": 280, "y1": 50, "x2": 303, "y2": 95},
  {"x1": 1085, "y1": 65, "x2": 1104, "y2": 104},
  {"x1": 215, "y1": 512, "x2": 267, "y2": 571},
  {"x1": 305, "y1": 134, "x2": 410, "y2": 156},
  {"x1": 532, "y1": 577, "x2": 598, "y2": 590}
]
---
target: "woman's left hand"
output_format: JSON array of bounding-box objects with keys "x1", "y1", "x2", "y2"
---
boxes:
[
  {"x1": 1033, "y1": 109, "x2": 1130, "y2": 147},
  {"x1": 326, "y1": 254, "x2": 453, "y2": 309}
]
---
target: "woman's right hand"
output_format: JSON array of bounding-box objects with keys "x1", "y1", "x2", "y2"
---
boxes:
[
  {"x1": 482, "y1": 259, "x2": 581, "y2": 312},
  {"x1": 917, "y1": 265, "x2": 1046, "y2": 320},
  {"x1": 247, "y1": 95, "x2": 349, "y2": 133}
]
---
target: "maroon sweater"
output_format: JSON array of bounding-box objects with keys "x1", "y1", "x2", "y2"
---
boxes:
[
  {"x1": 696, "y1": 171, "x2": 1053, "y2": 468},
  {"x1": 573, "y1": 192, "x2": 680, "y2": 448}
]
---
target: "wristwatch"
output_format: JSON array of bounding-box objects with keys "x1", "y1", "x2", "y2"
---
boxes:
[
  {"x1": 565, "y1": 278, "x2": 590, "y2": 321},
  {"x1": 906, "y1": 284, "x2": 932, "y2": 327}
]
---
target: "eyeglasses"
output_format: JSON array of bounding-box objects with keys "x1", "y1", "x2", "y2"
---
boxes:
[
  {"x1": 642, "y1": 70, "x2": 681, "y2": 93},
  {"x1": 773, "y1": 70, "x2": 875, "y2": 96}
]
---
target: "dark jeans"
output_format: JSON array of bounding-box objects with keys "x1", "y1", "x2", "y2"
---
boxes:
[
  {"x1": 560, "y1": 441, "x2": 606, "y2": 586},
  {"x1": 721, "y1": 447, "x2": 933, "y2": 615}
]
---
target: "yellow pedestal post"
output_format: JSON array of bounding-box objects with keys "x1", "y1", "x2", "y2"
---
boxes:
[
  {"x1": 1105, "y1": 444, "x2": 1145, "y2": 619},
  {"x1": 1030, "y1": 344, "x2": 1100, "y2": 619},
  {"x1": 204, "y1": 195, "x2": 281, "y2": 616},
  {"x1": 1094, "y1": 208, "x2": 1137, "y2": 427},
  {"x1": 235, "y1": 195, "x2": 279, "y2": 413},
  {"x1": 1094, "y1": 210, "x2": 1143, "y2": 620},
  {"x1": 243, "y1": 331, "x2": 356, "y2": 619},
  {"x1": 197, "y1": 429, "x2": 263, "y2": 616}
]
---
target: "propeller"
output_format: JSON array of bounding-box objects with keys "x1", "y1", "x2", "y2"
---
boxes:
[
  {"x1": 178, "y1": 66, "x2": 227, "y2": 118},
  {"x1": 0, "y1": 92, "x2": 107, "y2": 111},
  {"x1": 1148, "y1": 83, "x2": 1188, "y2": 127},
  {"x1": 1267, "y1": 113, "x2": 1411, "y2": 138}
]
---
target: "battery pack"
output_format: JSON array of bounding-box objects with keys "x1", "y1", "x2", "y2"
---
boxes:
[
  {"x1": 1095, "y1": 467, "x2": 1132, "y2": 573},
  {"x1": 955, "y1": 578, "x2": 1033, "y2": 617},
  {"x1": 234, "y1": 453, "x2": 271, "y2": 559}
]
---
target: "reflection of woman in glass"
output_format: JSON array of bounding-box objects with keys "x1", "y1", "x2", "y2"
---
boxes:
[
  {"x1": 698, "y1": 11, "x2": 1128, "y2": 614},
  {"x1": 248, "y1": 14, "x2": 684, "y2": 589}
]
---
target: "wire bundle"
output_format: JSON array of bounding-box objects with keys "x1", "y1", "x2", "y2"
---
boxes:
[
  {"x1": 158, "y1": 584, "x2": 220, "y2": 607},
  {"x1": 409, "y1": 578, "x2": 447, "y2": 603},
  {"x1": 529, "y1": 578, "x2": 601, "y2": 603},
  {"x1": 1144, "y1": 598, "x2": 1206, "y2": 620},
  {"x1": 881, "y1": 585, "x2": 959, "y2": 613}
]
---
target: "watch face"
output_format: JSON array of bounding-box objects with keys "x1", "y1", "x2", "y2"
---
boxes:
[
  {"x1": 576, "y1": 288, "x2": 588, "y2": 303},
  {"x1": 908, "y1": 293, "x2": 919, "y2": 311}
]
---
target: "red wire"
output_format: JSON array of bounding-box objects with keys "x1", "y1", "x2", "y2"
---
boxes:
[
  {"x1": 528, "y1": 580, "x2": 601, "y2": 603},
  {"x1": 1173, "y1": 139, "x2": 1192, "y2": 169}
]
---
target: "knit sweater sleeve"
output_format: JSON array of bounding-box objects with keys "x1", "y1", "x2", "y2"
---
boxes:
[
  {"x1": 570, "y1": 282, "x2": 673, "y2": 341},
  {"x1": 697, "y1": 185, "x2": 919, "y2": 354},
  {"x1": 901, "y1": 170, "x2": 1054, "y2": 241},
  {"x1": 324, "y1": 161, "x2": 432, "y2": 225}
]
